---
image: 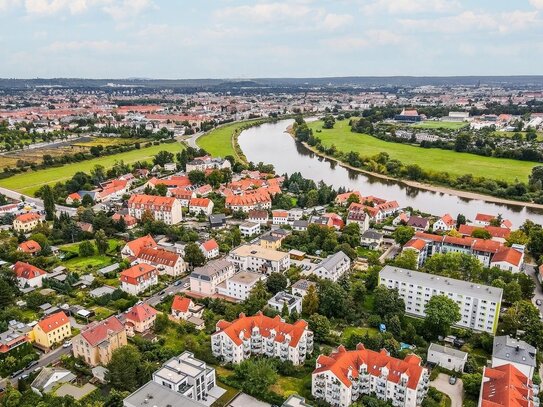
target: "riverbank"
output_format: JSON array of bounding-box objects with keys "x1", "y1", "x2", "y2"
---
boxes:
[{"x1": 285, "y1": 125, "x2": 543, "y2": 210}]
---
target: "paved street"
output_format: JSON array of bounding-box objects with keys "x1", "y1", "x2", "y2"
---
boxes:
[
  {"x1": 0, "y1": 186, "x2": 77, "y2": 217},
  {"x1": 145, "y1": 276, "x2": 190, "y2": 307}
]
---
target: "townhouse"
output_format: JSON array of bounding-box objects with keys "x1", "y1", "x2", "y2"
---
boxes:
[
  {"x1": 188, "y1": 198, "x2": 214, "y2": 216},
  {"x1": 13, "y1": 212, "x2": 41, "y2": 232},
  {"x1": 229, "y1": 244, "x2": 290, "y2": 274},
  {"x1": 73, "y1": 316, "x2": 127, "y2": 366},
  {"x1": 136, "y1": 247, "x2": 186, "y2": 277},
  {"x1": 171, "y1": 296, "x2": 204, "y2": 323},
  {"x1": 13, "y1": 261, "x2": 46, "y2": 288},
  {"x1": 379, "y1": 266, "x2": 503, "y2": 334},
  {"x1": 190, "y1": 259, "x2": 236, "y2": 296},
  {"x1": 128, "y1": 194, "x2": 183, "y2": 225},
  {"x1": 211, "y1": 312, "x2": 313, "y2": 365},
  {"x1": 120, "y1": 263, "x2": 159, "y2": 295},
  {"x1": 272, "y1": 210, "x2": 289, "y2": 225},
  {"x1": 32, "y1": 311, "x2": 72, "y2": 350},
  {"x1": 312, "y1": 344, "x2": 429, "y2": 407},
  {"x1": 247, "y1": 210, "x2": 269, "y2": 225},
  {"x1": 216, "y1": 271, "x2": 264, "y2": 301},
  {"x1": 312, "y1": 251, "x2": 351, "y2": 282},
  {"x1": 225, "y1": 189, "x2": 272, "y2": 212}
]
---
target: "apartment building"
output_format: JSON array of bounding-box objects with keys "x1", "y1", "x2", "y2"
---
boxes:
[
  {"x1": 479, "y1": 364, "x2": 538, "y2": 407},
  {"x1": 189, "y1": 198, "x2": 214, "y2": 216},
  {"x1": 492, "y1": 336, "x2": 537, "y2": 379},
  {"x1": 229, "y1": 244, "x2": 290, "y2": 274},
  {"x1": 73, "y1": 316, "x2": 127, "y2": 366},
  {"x1": 152, "y1": 351, "x2": 217, "y2": 403},
  {"x1": 186, "y1": 155, "x2": 231, "y2": 172},
  {"x1": 225, "y1": 189, "x2": 272, "y2": 212},
  {"x1": 239, "y1": 221, "x2": 261, "y2": 238},
  {"x1": 128, "y1": 194, "x2": 183, "y2": 225},
  {"x1": 267, "y1": 291, "x2": 302, "y2": 314},
  {"x1": 121, "y1": 234, "x2": 157, "y2": 258},
  {"x1": 32, "y1": 312, "x2": 72, "y2": 350},
  {"x1": 216, "y1": 271, "x2": 264, "y2": 301},
  {"x1": 312, "y1": 344, "x2": 429, "y2": 407},
  {"x1": 312, "y1": 251, "x2": 351, "y2": 282},
  {"x1": 379, "y1": 266, "x2": 503, "y2": 334},
  {"x1": 211, "y1": 312, "x2": 313, "y2": 366},
  {"x1": 190, "y1": 259, "x2": 236, "y2": 296},
  {"x1": 120, "y1": 264, "x2": 159, "y2": 295},
  {"x1": 136, "y1": 247, "x2": 186, "y2": 277},
  {"x1": 13, "y1": 212, "x2": 41, "y2": 232}
]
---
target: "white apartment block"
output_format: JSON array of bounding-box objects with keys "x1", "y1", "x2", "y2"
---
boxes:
[
  {"x1": 189, "y1": 259, "x2": 236, "y2": 296},
  {"x1": 379, "y1": 266, "x2": 503, "y2": 334},
  {"x1": 239, "y1": 222, "x2": 261, "y2": 238},
  {"x1": 312, "y1": 345, "x2": 429, "y2": 407},
  {"x1": 312, "y1": 251, "x2": 351, "y2": 282},
  {"x1": 217, "y1": 271, "x2": 264, "y2": 301},
  {"x1": 211, "y1": 312, "x2": 313, "y2": 366},
  {"x1": 128, "y1": 195, "x2": 183, "y2": 225},
  {"x1": 229, "y1": 245, "x2": 290, "y2": 274}
]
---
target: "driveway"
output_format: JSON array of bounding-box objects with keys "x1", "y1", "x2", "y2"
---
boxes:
[{"x1": 431, "y1": 373, "x2": 463, "y2": 407}]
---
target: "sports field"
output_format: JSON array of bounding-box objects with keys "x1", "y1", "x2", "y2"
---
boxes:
[
  {"x1": 0, "y1": 143, "x2": 182, "y2": 195},
  {"x1": 309, "y1": 120, "x2": 536, "y2": 183},
  {"x1": 411, "y1": 121, "x2": 468, "y2": 130}
]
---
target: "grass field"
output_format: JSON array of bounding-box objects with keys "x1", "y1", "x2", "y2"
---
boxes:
[
  {"x1": 411, "y1": 121, "x2": 468, "y2": 130},
  {"x1": 197, "y1": 120, "x2": 263, "y2": 158},
  {"x1": 72, "y1": 137, "x2": 147, "y2": 147},
  {"x1": 341, "y1": 326, "x2": 379, "y2": 342},
  {"x1": 309, "y1": 120, "x2": 536, "y2": 183},
  {"x1": 0, "y1": 143, "x2": 182, "y2": 195}
]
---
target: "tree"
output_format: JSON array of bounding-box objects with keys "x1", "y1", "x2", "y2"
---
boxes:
[
  {"x1": 528, "y1": 227, "x2": 543, "y2": 259},
  {"x1": 424, "y1": 295, "x2": 461, "y2": 338},
  {"x1": 41, "y1": 185, "x2": 56, "y2": 221},
  {"x1": 95, "y1": 229, "x2": 108, "y2": 255},
  {"x1": 506, "y1": 230, "x2": 529, "y2": 246},
  {"x1": 188, "y1": 170, "x2": 206, "y2": 185},
  {"x1": 234, "y1": 359, "x2": 278, "y2": 395},
  {"x1": 393, "y1": 250, "x2": 418, "y2": 270},
  {"x1": 140, "y1": 209, "x2": 155, "y2": 224},
  {"x1": 0, "y1": 279, "x2": 15, "y2": 308},
  {"x1": 302, "y1": 285, "x2": 319, "y2": 316},
  {"x1": 244, "y1": 281, "x2": 270, "y2": 315},
  {"x1": 79, "y1": 240, "x2": 95, "y2": 257},
  {"x1": 106, "y1": 345, "x2": 142, "y2": 392},
  {"x1": 318, "y1": 280, "x2": 347, "y2": 318},
  {"x1": 393, "y1": 226, "x2": 415, "y2": 245},
  {"x1": 454, "y1": 133, "x2": 471, "y2": 152},
  {"x1": 456, "y1": 214, "x2": 466, "y2": 228},
  {"x1": 471, "y1": 228, "x2": 491, "y2": 239},
  {"x1": 504, "y1": 281, "x2": 522, "y2": 303},
  {"x1": 463, "y1": 373, "x2": 482, "y2": 398},
  {"x1": 153, "y1": 150, "x2": 174, "y2": 166},
  {"x1": 373, "y1": 286, "x2": 405, "y2": 319},
  {"x1": 266, "y1": 273, "x2": 288, "y2": 295},
  {"x1": 309, "y1": 313, "x2": 331, "y2": 342},
  {"x1": 81, "y1": 194, "x2": 94, "y2": 206},
  {"x1": 184, "y1": 242, "x2": 206, "y2": 268}
]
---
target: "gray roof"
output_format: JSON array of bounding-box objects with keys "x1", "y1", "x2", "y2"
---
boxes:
[
  {"x1": 380, "y1": 265, "x2": 503, "y2": 302},
  {"x1": 493, "y1": 336, "x2": 536, "y2": 367},
  {"x1": 361, "y1": 229, "x2": 384, "y2": 240},
  {"x1": 123, "y1": 380, "x2": 204, "y2": 407},
  {"x1": 97, "y1": 263, "x2": 120, "y2": 275},
  {"x1": 191, "y1": 259, "x2": 233, "y2": 281},
  {"x1": 31, "y1": 368, "x2": 76, "y2": 393},
  {"x1": 89, "y1": 286, "x2": 115, "y2": 298},
  {"x1": 292, "y1": 220, "x2": 308, "y2": 228},
  {"x1": 291, "y1": 279, "x2": 316, "y2": 291},
  {"x1": 428, "y1": 343, "x2": 468, "y2": 360},
  {"x1": 315, "y1": 251, "x2": 350, "y2": 272}
]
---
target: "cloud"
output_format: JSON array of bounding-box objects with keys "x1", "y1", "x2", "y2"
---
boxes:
[
  {"x1": 101, "y1": 0, "x2": 153, "y2": 21},
  {"x1": 0, "y1": 0, "x2": 21, "y2": 11},
  {"x1": 24, "y1": 0, "x2": 89, "y2": 15},
  {"x1": 322, "y1": 13, "x2": 353, "y2": 31},
  {"x1": 324, "y1": 29, "x2": 403, "y2": 49},
  {"x1": 362, "y1": 0, "x2": 460, "y2": 15},
  {"x1": 215, "y1": 2, "x2": 314, "y2": 24},
  {"x1": 43, "y1": 40, "x2": 127, "y2": 52},
  {"x1": 529, "y1": 0, "x2": 543, "y2": 9}
]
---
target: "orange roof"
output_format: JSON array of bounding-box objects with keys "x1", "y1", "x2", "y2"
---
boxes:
[
  {"x1": 415, "y1": 231, "x2": 444, "y2": 243},
  {"x1": 472, "y1": 238, "x2": 502, "y2": 253},
  {"x1": 491, "y1": 248, "x2": 523, "y2": 267},
  {"x1": 128, "y1": 194, "x2": 177, "y2": 210},
  {"x1": 138, "y1": 247, "x2": 180, "y2": 267},
  {"x1": 37, "y1": 311, "x2": 70, "y2": 333},
  {"x1": 476, "y1": 213, "x2": 495, "y2": 223},
  {"x1": 335, "y1": 191, "x2": 362, "y2": 203},
  {"x1": 81, "y1": 316, "x2": 124, "y2": 347},
  {"x1": 172, "y1": 295, "x2": 192, "y2": 313},
  {"x1": 226, "y1": 189, "x2": 271, "y2": 206},
  {"x1": 15, "y1": 212, "x2": 41, "y2": 223},
  {"x1": 481, "y1": 364, "x2": 533, "y2": 407},
  {"x1": 404, "y1": 238, "x2": 427, "y2": 251},
  {"x1": 18, "y1": 240, "x2": 42, "y2": 253},
  {"x1": 120, "y1": 263, "x2": 156, "y2": 285},
  {"x1": 125, "y1": 303, "x2": 157, "y2": 323},
  {"x1": 459, "y1": 224, "x2": 511, "y2": 239},
  {"x1": 190, "y1": 197, "x2": 211, "y2": 207},
  {"x1": 13, "y1": 261, "x2": 46, "y2": 279},
  {"x1": 125, "y1": 234, "x2": 157, "y2": 257},
  {"x1": 314, "y1": 344, "x2": 424, "y2": 390},
  {"x1": 213, "y1": 312, "x2": 309, "y2": 348},
  {"x1": 148, "y1": 176, "x2": 191, "y2": 189},
  {"x1": 439, "y1": 213, "x2": 455, "y2": 227},
  {"x1": 201, "y1": 239, "x2": 218, "y2": 252},
  {"x1": 272, "y1": 210, "x2": 288, "y2": 218},
  {"x1": 112, "y1": 213, "x2": 137, "y2": 225}
]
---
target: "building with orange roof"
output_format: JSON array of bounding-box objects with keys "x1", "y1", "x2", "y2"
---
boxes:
[
  {"x1": 433, "y1": 213, "x2": 456, "y2": 232},
  {"x1": 119, "y1": 263, "x2": 158, "y2": 295},
  {"x1": 111, "y1": 213, "x2": 138, "y2": 229},
  {"x1": 128, "y1": 194, "x2": 183, "y2": 225},
  {"x1": 188, "y1": 197, "x2": 214, "y2": 216},
  {"x1": 122, "y1": 303, "x2": 157, "y2": 336},
  {"x1": 211, "y1": 312, "x2": 313, "y2": 365},
  {"x1": 312, "y1": 344, "x2": 429, "y2": 407},
  {"x1": 490, "y1": 248, "x2": 524, "y2": 273},
  {"x1": 335, "y1": 191, "x2": 363, "y2": 206},
  {"x1": 13, "y1": 261, "x2": 46, "y2": 288},
  {"x1": 458, "y1": 224, "x2": 511, "y2": 243},
  {"x1": 17, "y1": 240, "x2": 42, "y2": 256},
  {"x1": 171, "y1": 296, "x2": 205, "y2": 326},
  {"x1": 479, "y1": 364, "x2": 537, "y2": 407},
  {"x1": 146, "y1": 175, "x2": 191, "y2": 190},
  {"x1": 170, "y1": 188, "x2": 196, "y2": 207},
  {"x1": 199, "y1": 238, "x2": 219, "y2": 259},
  {"x1": 136, "y1": 247, "x2": 186, "y2": 277},
  {"x1": 402, "y1": 238, "x2": 428, "y2": 268},
  {"x1": 225, "y1": 189, "x2": 272, "y2": 212},
  {"x1": 32, "y1": 311, "x2": 71, "y2": 350},
  {"x1": 272, "y1": 210, "x2": 289, "y2": 225},
  {"x1": 13, "y1": 212, "x2": 42, "y2": 232},
  {"x1": 121, "y1": 234, "x2": 157, "y2": 258},
  {"x1": 72, "y1": 316, "x2": 127, "y2": 366}
]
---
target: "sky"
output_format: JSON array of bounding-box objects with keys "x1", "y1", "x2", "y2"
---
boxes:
[{"x1": 0, "y1": 0, "x2": 542, "y2": 79}]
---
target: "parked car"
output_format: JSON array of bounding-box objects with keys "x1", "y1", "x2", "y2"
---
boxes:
[
  {"x1": 10, "y1": 369, "x2": 23, "y2": 378},
  {"x1": 536, "y1": 299, "x2": 542, "y2": 306},
  {"x1": 62, "y1": 340, "x2": 72, "y2": 348},
  {"x1": 26, "y1": 360, "x2": 38, "y2": 369},
  {"x1": 449, "y1": 376, "x2": 457, "y2": 385}
]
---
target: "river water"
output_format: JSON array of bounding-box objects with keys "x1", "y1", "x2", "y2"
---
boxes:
[{"x1": 237, "y1": 119, "x2": 543, "y2": 227}]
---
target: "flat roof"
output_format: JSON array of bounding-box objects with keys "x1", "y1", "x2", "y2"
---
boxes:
[
  {"x1": 231, "y1": 244, "x2": 288, "y2": 261},
  {"x1": 380, "y1": 265, "x2": 503, "y2": 302},
  {"x1": 123, "y1": 381, "x2": 204, "y2": 407},
  {"x1": 428, "y1": 343, "x2": 468, "y2": 359},
  {"x1": 229, "y1": 271, "x2": 262, "y2": 285}
]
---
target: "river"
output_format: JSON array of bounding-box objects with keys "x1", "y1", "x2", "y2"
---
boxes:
[{"x1": 237, "y1": 119, "x2": 543, "y2": 227}]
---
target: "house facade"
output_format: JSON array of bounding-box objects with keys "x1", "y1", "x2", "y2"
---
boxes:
[{"x1": 73, "y1": 316, "x2": 127, "y2": 366}]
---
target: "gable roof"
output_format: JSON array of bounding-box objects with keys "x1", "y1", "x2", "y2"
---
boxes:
[
  {"x1": 481, "y1": 364, "x2": 533, "y2": 407},
  {"x1": 15, "y1": 212, "x2": 41, "y2": 223},
  {"x1": 172, "y1": 295, "x2": 192, "y2": 313},
  {"x1": 37, "y1": 311, "x2": 70, "y2": 333},
  {"x1": 125, "y1": 234, "x2": 157, "y2": 257},
  {"x1": 80, "y1": 316, "x2": 124, "y2": 347},
  {"x1": 201, "y1": 238, "x2": 218, "y2": 252},
  {"x1": 18, "y1": 240, "x2": 42, "y2": 253},
  {"x1": 13, "y1": 261, "x2": 46, "y2": 279},
  {"x1": 491, "y1": 248, "x2": 523, "y2": 267},
  {"x1": 138, "y1": 247, "x2": 180, "y2": 267},
  {"x1": 125, "y1": 303, "x2": 157, "y2": 323}
]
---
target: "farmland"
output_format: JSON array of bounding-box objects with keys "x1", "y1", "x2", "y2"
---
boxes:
[
  {"x1": 308, "y1": 119, "x2": 536, "y2": 183},
  {"x1": 0, "y1": 142, "x2": 182, "y2": 195}
]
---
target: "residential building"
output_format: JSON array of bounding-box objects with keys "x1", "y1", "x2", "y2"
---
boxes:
[
  {"x1": 395, "y1": 108, "x2": 423, "y2": 122},
  {"x1": 229, "y1": 244, "x2": 290, "y2": 274},
  {"x1": 360, "y1": 229, "x2": 384, "y2": 249},
  {"x1": 211, "y1": 312, "x2": 313, "y2": 365},
  {"x1": 123, "y1": 303, "x2": 157, "y2": 335},
  {"x1": 268, "y1": 291, "x2": 302, "y2": 314},
  {"x1": 312, "y1": 344, "x2": 429, "y2": 407},
  {"x1": 152, "y1": 351, "x2": 218, "y2": 402},
  {"x1": 128, "y1": 194, "x2": 183, "y2": 225},
  {"x1": 13, "y1": 261, "x2": 46, "y2": 288},
  {"x1": 239, "y1": 221, "x2": 260, "y2": 238},
  {"x1": 379, "y1": 265, "x2": 503, "y2": 334},
  {"x1": 217, "y1": 271, "x2": 264, "y2": 301},
  {"x1": 406, "y1": 216, "x2": 429, "y2": 231},
  {"x1": 121, "y1": 234, "x2": 157, "y2": 258},
  {"x1": 248, "y1": 210, "x2": 269, "y2": 225},
  {"x1": 402, "y1": 239, "x2": 429, "y2": 269},
  {"x1": 492, "y1": 336, "x2": 536, "y2": 379},
  {"x1": 200, "y1": 239, "x2": 219, "y2": 259},
  {"x1": 171, "y1": 296, "x2": 204, "y2": 327},
  {"x1": 112, "y1": 213, "x2": 138, "y2": 229},
  {"x1": 260, "y1": 234, "x2": 283, "y2": 250},
  {"x1": 13, "y1": 212, "x2": 41, "y2": 232},
  {"x1": 489, "y1": 247, "x2": 524, "y2": 273},
  {"x1": 123, "y1": 380, "x2": 205, "y2": 407},
  {"x1": 291, "y1": 279, "x2": 317, "y2": 298},
  {"x1": 31, "y1": 367, "x2": 76, "y2": 396},
  {"x1": 272, "y1": 210, "x2": 289, "y2": 225},
  {"x1": 433, "y1": 214, "x2": 456, "y2": 232},
  {"x1": 225, "y1": 189, "x2": 272, "y2": 212},
  {"x1": 282, "y1": 395, "x2": 311, "y2": 407},
  {"x1": 312, "y1": 251, "x2": 351, "y2": 282},
  {"x1": 292, "y1": 220, "x2": 309, "y2": 232},
  {"x1": 17, "y1": 240, "x2": 42, "y2": 255},
  {"x1": 346, "y1": 207, "x2": 370, "y2": 232},
  {"x1": 32, "y1": 311, "x2": 71, "y2": 350},
  {"x1": 335, "y1": 191, "x2": 363, "y2": 206},
  {"x1": 73, "y1": 316, "x2": 127, "y2": 366},
  {"x1": 186, "y1": 155, "x2": 231, "y2": 172},
  {"x1": 0, "y1": 321, "x2": 32, "y2": 354},
  {"x1": 427, "y1": 343, "x2": 468, "y2": 372},
  {"x1": 190, "y1": 259, "x2": 236, "y2": 296},
  {"x1": 479, "y1": 364, "x2": 538, "y2": 407},
  {"x1": 120, "y1": 264, "x2": 158, "y2": 295},
  {"x1": 189, "y1": 198, "x2": 214, "y2": 216},
  {"x1": 208, "y1": 214, "x2": 226, "y2": 229},
  {"x1": 136, "y1": 247, "x2": 186, "y2": 277}
]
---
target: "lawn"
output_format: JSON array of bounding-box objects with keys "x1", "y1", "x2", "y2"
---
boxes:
[
  {"x1": 197, "y1": 120, "x2": 263, "y2": 159},
  {"x1": 309, "y1": 120, "x2": 536, "y2": 183},
  {"x1": 0, "y1": 142, "x2": 183, "y2": 195},
  {"x1": 411, "y1": 121, "x2": 468, "y2": 130},
  {"x1": 90, "y1": 306, "x2": 115, "y2": 321},
  {"x1": 270, "y1": 375, "x2": 309, "y2": 398},
  {"x1": 341, "y1": 326, "x2": 380, "y2": 342},
  {"x1": 63, "y1": 255, "x2": 113, "y2": 273},
  {"x1": 72, "y1": 137, "x2": 148, "y2": 147}
]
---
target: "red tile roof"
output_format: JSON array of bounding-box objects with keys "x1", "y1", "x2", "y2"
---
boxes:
[
  {"x1": 190, "y1": 197, "x2": 211, "y2": 207},
  {"x1": 272, "y1": 210, "x2": 288, "y2": 218},
  {"x1": 172, "y1": 295, "x2": 192, "y2": 313},
  {"x1": 314, "y1": 344, "x2": 425, "y2": 390},
  {"x1": 80, "y1": 316, "x2": 124, "y2": 347},
  {"x1": 13, "y1": 261, "x2": 46, "y2": 279},
  {"x1": 201, "y1": 239, "x2": 218, "y2": 252},
  {"x1": 128, "y1": 194, "x2": 177, "y2": 210},
  {"x1": 491, "y1": 248, "x2": 523, "y2": 267},
  {"x1": 481, "y1": 364, "x2": 533, "y2": 407},
  {"x1": 120, "y1": 263, "x2": 157, "y2": 285},
  {"x1": 226, "y1": 189, "x2": 271, "y2": 207},
  {"x1": 125, "y1": 234, "x2": 157, "y2": 257},
  {"x1": 125, "y1": 303, "x2": 157, "y2": 323},
  {"x1": 37, "y1": 311, "x2": 70, "y2": 334},
  {"x1": 138, "y1": 247, "x2": 180, "y2": 267},
  {"x1": 404, "y1": 238, "x2": 427, "y2": 251},
  {"x1": 18, "y1": 240, "x2": 42, "y2": 253},
  {"x1": 439, "y1": 213, "x2": 455, "y2": 227},
  {"x1": 15, "y1": 212, "x2": 41, "y2": 223},
  {"x1": 148, "y1": 176, "x2": 191, "y2": 188},
  {"x1": 476, "y1": 213, "x2": 495, "y2": 223}
]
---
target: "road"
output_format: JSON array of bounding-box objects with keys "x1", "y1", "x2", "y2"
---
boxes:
[
  {"x1": 184, "y1": 131, "x2": 204, "y2": 149},
  {"x1": 145, "y1": 276, "x2": 190, "y2": 307},
  {"x1": 0, "y1": 135, "x2": 84, "y2": 156},
  {"x1": 0, "y1": 186, "x2": 77, "y2": 217},
  {"x1": 524, "y1": 263, "x2": 543, "y2": 312}
]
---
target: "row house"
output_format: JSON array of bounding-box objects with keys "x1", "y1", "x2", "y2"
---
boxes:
[
  {"x1": 188, "y1": 198, "x2": 214, "y2": 216},
  {"x1": 136, "y1": 247, "x2": 186, "y2": 277},
  {"x1": 225, "y1": 189, "x2": 272, "y2": 212},
  {"x1": 473, "y1": 213, "x2": 512, "y2": 229},
  {"x1": 458, "y1": 224, "x2": 511, "y2": 243},
  {"x1": 229, "y1": 244, "x2": 290, "y2": 274},
  {"x1": 120, "y1": 263, "x2": 159, "y2": 295},
  {"x1": 211, "y1": 312, "x2": 313, "y2": 366},
  {"x1": 171, "y1": 188, "x2": 196, "y2": 207},
  {"x1": 190, "y1": 259, "x2": 236, "y2": 296},
  {"x1": 312, "y1": 344, "x2": 429, "y2": 407},
  {"x1": 128, "y1": 194, "x2": 183, "y2": 225}
]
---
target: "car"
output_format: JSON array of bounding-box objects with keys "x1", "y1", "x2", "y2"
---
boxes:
[
  {"x1": 174, "y1": 280, "x2": 182, "y2": 286},
  {"x1": 10, "y1": 369, "x2": 23, "y2": 378},
  {"x1": 449, "y1": 376, "x2": 457, "y2": 385},
  {"x1": 20, "y1": 374, "x2": 29, "y2": 380},
  {"x1": 62, "y1": 341, "x2": 72, "y2": 348},
  {"x1": 159, "y1": 290, "x2": 165, "y2": 295},
  {"x1": 183, "y1": 282, "x2": 190, "y2": 289},
  {"x1": 26, "y1": 360, "x2": 38, "y2": 369},
  {"x1": 160, "y1": 296, "x2": 165, "y2": 301},
  {"x1": 537, "y1": 299, "x2": 542, "y2": 306}
]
